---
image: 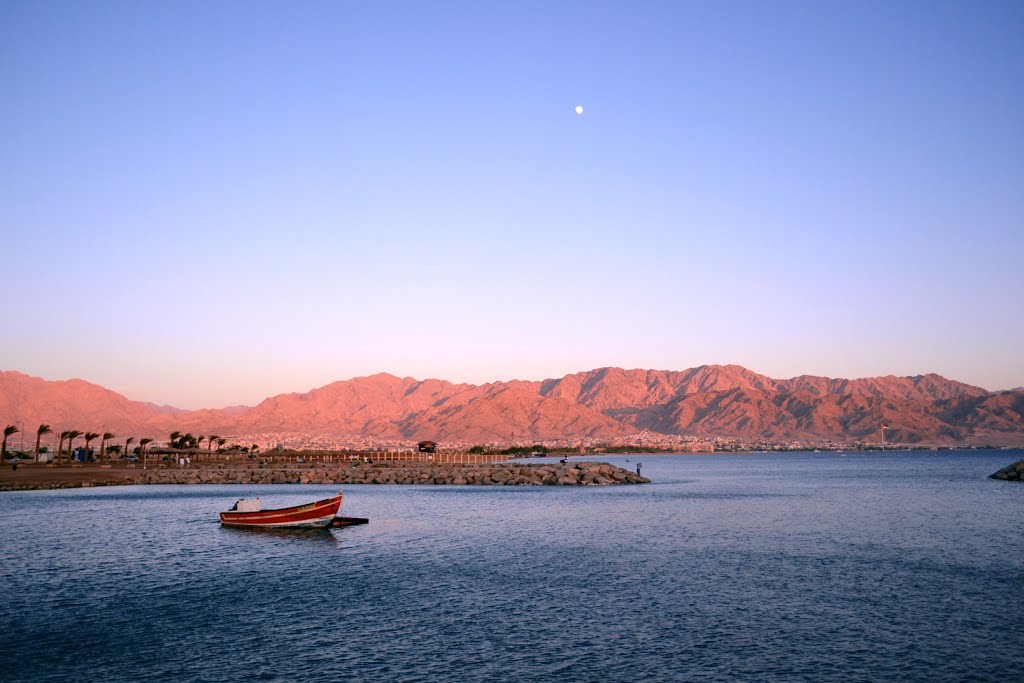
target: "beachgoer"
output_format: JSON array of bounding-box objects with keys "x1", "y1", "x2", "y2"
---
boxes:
[{"x1": 636, "y1": 463, "x2": 642, "y2": 476}]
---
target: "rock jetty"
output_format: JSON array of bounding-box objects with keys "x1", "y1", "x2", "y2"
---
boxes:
[
  {"x1": 0, "y1": 461, "x2": 650, "y2": 491},
  {"x1": 136, "y1": 461, "x2": 649, "y2": 487},
  {"x1": 990, "y1": 460, "x2": 1024, "y2": 482}
]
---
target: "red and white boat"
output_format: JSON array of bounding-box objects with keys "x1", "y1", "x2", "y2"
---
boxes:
[{"x1": 219, "y1": 493, "x2": 343, "y2": 529}]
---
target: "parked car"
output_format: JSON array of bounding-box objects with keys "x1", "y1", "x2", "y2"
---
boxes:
[{"x1": 125, "y1": 455, "x2": 139, "y2": 463}]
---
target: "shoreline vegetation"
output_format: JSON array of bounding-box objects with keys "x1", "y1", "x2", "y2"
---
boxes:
[{"x1": 3, "y1": 421, "x2": 1018, "y2": 471}]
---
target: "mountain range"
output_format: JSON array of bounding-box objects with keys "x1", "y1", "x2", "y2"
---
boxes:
[{"x1": 2, "y1": 366, "x2": 1023, "y2": 447}]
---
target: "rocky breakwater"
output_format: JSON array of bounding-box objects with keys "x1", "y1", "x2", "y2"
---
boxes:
[
  {"x1": 990, "y1": 460, "x2": 1024, "y2": 482},
  {"x1": 135, "y1": 461, "x2": 650, "y2": 486}
]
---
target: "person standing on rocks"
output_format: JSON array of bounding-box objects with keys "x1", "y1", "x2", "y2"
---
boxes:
[{"x1": 636, "y1": 462, "x2": 642, "y2": 476}]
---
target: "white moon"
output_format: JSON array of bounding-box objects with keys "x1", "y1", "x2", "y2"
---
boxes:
[{"x1": 575, "y1": 105, "x2": 583, "y2": 115}]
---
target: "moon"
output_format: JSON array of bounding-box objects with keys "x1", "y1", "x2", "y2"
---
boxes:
[{"x1": 575, "y1": 105, "x2": 583, "y2": 115}]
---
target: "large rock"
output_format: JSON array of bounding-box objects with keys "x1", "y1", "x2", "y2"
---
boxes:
[{"x1": 990, "y1": 459, "x2": 1024, "y2": 481}]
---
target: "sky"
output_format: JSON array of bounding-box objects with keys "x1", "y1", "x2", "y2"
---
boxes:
[{"x1": 2, "y1": 0, "x2": 1022, "y2": 409}]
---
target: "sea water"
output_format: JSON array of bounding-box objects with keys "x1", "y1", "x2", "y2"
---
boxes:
[{"x1": 1, "y1": 451, "x2": 1022, "y2": 682}]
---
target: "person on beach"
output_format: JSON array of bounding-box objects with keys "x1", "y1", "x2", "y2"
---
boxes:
[{"x1": 636, "y1": 462, "x2": 642, "y2": 476}]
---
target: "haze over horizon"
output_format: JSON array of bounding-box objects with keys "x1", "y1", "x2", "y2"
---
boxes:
[{"x1": 3, "y1": 1, "x2": 1022, "y2": 409}]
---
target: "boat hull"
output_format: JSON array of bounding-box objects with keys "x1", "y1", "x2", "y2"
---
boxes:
[{"x1": 219, "y1": 494, "x2": 343, "y2": 529}]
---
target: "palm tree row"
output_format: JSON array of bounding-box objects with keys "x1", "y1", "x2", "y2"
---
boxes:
[
  {"x1": 165, "y1": 432, "x2": 228, "y2": 462},
  {"x1": 4, "y1": 423, "x2": 238, "y2": 464},
  {"x1": 2, "y1": 423, "x2": 159, "y2": 464}
]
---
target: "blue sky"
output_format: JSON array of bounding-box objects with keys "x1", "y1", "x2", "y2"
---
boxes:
[{"x1": 2, "y1": 0, "x2": 1022, "y2": 408}]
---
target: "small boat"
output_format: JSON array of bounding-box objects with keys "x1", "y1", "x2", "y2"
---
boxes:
[{"x1": 219, "y1": 493, "x2": 343, "y2": 529}]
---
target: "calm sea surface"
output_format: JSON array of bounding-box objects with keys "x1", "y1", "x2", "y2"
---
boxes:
[{"x1": 2, "y1": 451, "x2": 1023, "y2": 682}]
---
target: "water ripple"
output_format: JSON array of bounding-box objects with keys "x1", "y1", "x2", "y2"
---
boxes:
[{"x1": 2, "y1": 453, "x2": 1023, "y2": 682}]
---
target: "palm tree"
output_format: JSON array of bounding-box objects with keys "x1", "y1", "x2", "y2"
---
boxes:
[
  {"x1": 139, "y1": 438, "x2": 153, "y2": 469},
  {"x1": 2, "y1": 425, "x2": 19, "y2": 459},
  {"x1": 216, "y1": 437, "x2": 226, "y2": 452},
  {"x1": 99, "y1": 432, "x2": 116, "y2": 463},
  {"x1": 35, "y1": 424, "x2": 53, "y2": 463},
  {"x1": 58, "y1": 431, "x2": 70, "y2": 463},
  {"x1": 65, "y1": 430, "x2": 82, "y2": 463},
  {"x1": 83, "y1": 432, "x2": 100, "y2": 462},
  {"x1": 124, "y1": 437, "x2": 135, "y2": 460},
  {"x1": 169, "y1": 431, "x2": 181, "y2": 450}
]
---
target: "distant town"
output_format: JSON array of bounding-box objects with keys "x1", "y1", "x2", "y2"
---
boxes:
[{"x1": 198, "y1": 430, "x2": 1012, "y2": 455}]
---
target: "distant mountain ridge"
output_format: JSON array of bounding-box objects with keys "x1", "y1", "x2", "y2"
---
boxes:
[{"x1": 1, "y1": 366, "x2": 1022, "y2": 446}]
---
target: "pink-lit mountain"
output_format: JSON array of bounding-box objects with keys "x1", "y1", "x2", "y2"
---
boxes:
[{"x1": 2, "y1": 366, "x2": 1022, "y2": 446}]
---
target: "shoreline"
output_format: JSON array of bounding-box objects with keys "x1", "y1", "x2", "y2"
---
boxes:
[
  {"x1": 0, "y1": 461, "x2": 650, "y2": 491},
  {"x1": 4, "y1": 448, "x2": 1020, "y2": 492}
]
